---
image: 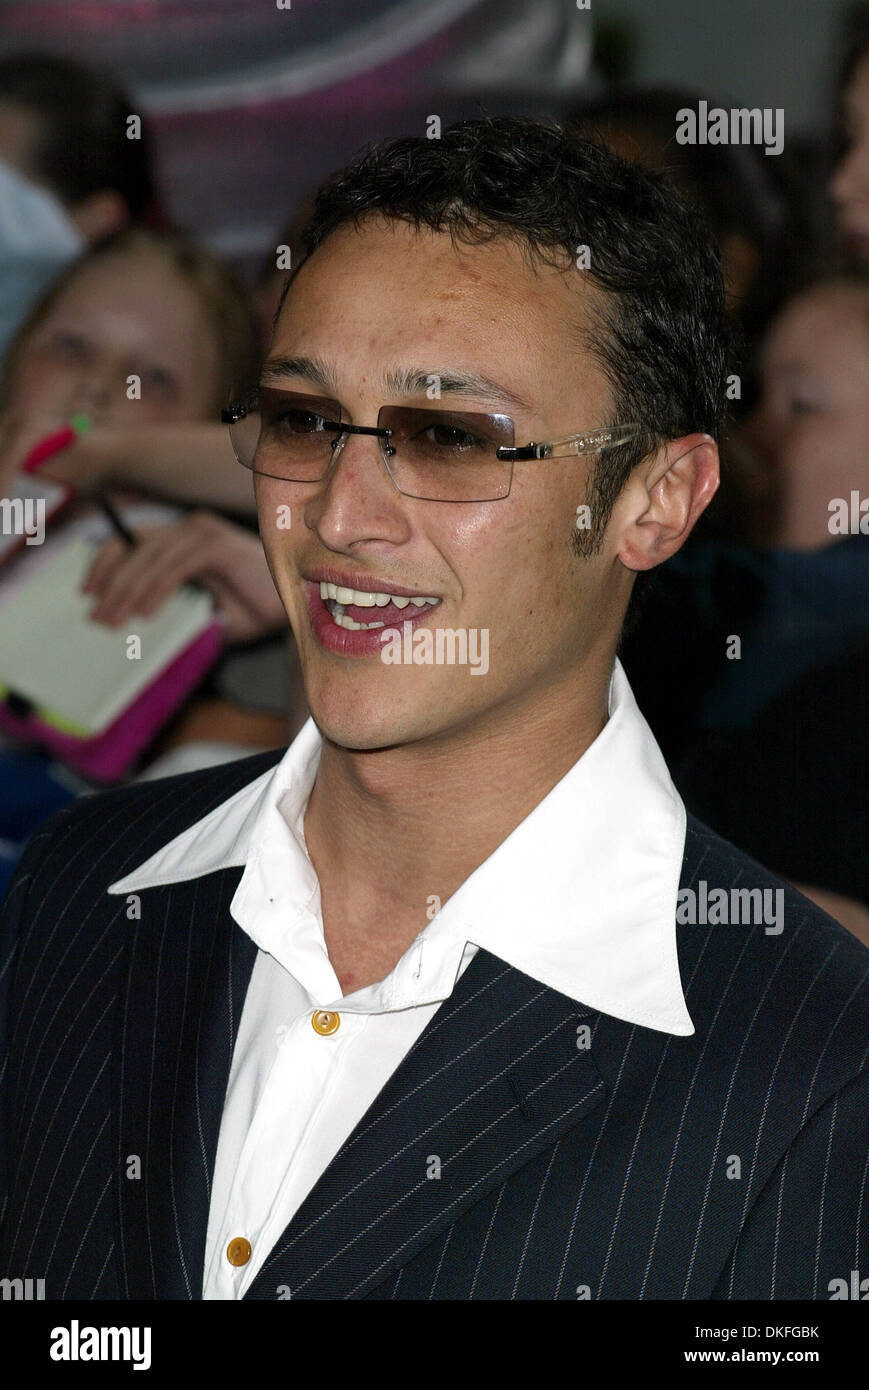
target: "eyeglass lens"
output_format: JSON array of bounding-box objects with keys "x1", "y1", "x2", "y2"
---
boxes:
[{"x1": 230, "y1": 388, "x2": 516, "y2": 502}]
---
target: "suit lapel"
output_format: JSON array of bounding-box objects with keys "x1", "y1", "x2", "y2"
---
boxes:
[
  {"x1": 244, "y1": 948, "x2": 607, "y2": 1300},
  {"x1": 114, "y1": 866, "x2": 257, "y2": 1299}
]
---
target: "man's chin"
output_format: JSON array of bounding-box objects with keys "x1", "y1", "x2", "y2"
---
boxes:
[{"x1": 304, "y1": 684, "x2": 457, "y2": 755}]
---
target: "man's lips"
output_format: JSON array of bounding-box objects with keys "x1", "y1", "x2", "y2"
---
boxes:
[
  {"x1": 302, "y1": 578, "x2": 442, "y2": 656},
  {"x1": 304, "y1": 568, "x2": 438, "y2": 599},
  {"x1": 305, "y1": 580, "x2": 440, "y2": 624},
  {"x1": 305, "y1": 570, "x2": 442, "y2": 625}
]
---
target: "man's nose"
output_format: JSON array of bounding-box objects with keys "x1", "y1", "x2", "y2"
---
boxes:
[
  {"x1": 323, "y1": 427, "x2": 395, "y2": 489},
  {"x1": 304, "y1": 428, "x2": 409, "y2": 546}
]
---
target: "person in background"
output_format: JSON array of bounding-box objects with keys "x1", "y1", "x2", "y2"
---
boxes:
[
  {"x1": 0, "y1": 221, "x2": 258, "y2": 513},
  {"x1": 742, "y1": 275, "x2": 869, "y2": 550},
  {"x1": 0, "y1": 54, "x2": 255, "y2": 513},
  {"x1": 568, "y1": 85, "x2": 815, "y2": 547},
  {"x1": 0, "y1": 227, "x2": 253, "y2": 446},
  {"x1": 0, "y1": 53, "x2": 156, "y2": 360},
  {"x1": 0, "y1": 228, "x2": 294, "y2": 895},
  {"x1": 26, "y1": 197, "x2": 326, "y2": 513},
  {"x1": 622, "y1": 275, "x2": 869, "y2": 940},
  {"x1": 830, "y1": 2, "x2": 869, "y2": 268},
  {"x1": 0, "y1": 188, "x2": 332, "y2": 515}
]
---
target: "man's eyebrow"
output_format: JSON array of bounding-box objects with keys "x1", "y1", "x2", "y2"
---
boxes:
[
  {"x1": 383, "y1": 366, "x2": 531, "y2": 410},
  {"x1": 259, "y1": 356, "x2": 530, "y2": 410},
  {"x1": 259, "y1": 355, "x2": 340, "y2": 393}
]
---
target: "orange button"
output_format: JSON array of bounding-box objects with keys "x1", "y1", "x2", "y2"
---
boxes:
[
  {"x1": 226, "y1": 1236, "x2": 252, "y2": 1267},
  {"x1": 312, "y1": 1009, "x2": 340, "y2": 1035}
]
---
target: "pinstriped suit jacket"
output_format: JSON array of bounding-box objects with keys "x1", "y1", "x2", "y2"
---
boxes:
[{"x1": 1, "y1": 748, "x2": 867, "y2": 1300}]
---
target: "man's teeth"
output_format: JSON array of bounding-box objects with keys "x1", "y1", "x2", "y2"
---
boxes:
[
  {"x1": 328, "y1": 602, "x2": 386, "y2": 631},
  {"x1": 319, "y1": 579, "x2": 438, "y2": 620},
  {"x1": 319, "y1": 576, "x2": 439, "y2": 632}
]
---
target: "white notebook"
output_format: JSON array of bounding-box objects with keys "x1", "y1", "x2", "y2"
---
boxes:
[{"x1": 0, "y1": 536, "x2": 216, "y2": 736}]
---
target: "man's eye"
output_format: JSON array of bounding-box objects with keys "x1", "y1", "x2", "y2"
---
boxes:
[
  {"x1": 789, "y1": 397, "x2": 818, "y2": 417},
  {"x1": 278, "y1": 409, "x2": 329, "y2": 434},
  {"x1": 424, "y1": 423, "x2": 485, "y2": 451}
]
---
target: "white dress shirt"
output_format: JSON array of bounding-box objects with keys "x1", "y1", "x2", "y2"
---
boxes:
[{"x1": 108, "y1": 657, "x2": 692, "y2": 1299}]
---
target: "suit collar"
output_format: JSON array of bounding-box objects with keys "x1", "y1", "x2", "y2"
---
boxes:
[{"x1": 243, "y1": 945, "x2": 607, "y2": 1299}]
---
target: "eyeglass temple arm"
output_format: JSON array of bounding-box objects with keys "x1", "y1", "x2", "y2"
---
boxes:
[{"x1": 496, "y1": 425, "x2": 640, "y2": 461}]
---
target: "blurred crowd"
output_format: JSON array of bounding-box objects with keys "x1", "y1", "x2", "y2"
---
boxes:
[{"x1": 0, "y1": 10, "x2": 867, "y2": 940}]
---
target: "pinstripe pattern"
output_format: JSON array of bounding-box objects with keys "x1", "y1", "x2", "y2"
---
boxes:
[{"x1": 1, "y1": 750, "x2": 867, "y2": 1300}]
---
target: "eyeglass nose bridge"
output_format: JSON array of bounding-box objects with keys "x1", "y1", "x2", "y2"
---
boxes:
[
  {"x1": 326, "y1": 418, "x2": 399, "y2": 487},
  {"x1": 330, "y1": 420, "x2": 392, "y2": 443}
]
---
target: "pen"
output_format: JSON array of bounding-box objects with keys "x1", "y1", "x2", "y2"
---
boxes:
[
  {"x1": 21, "y1": 413, "x2": 92, "y2": 475},
  {"x1": 96, "y1": 495, "x2": 214, "y2": 603},
  {"x1": 99, "y1": 494, "x2": 137, "y2": 548}
]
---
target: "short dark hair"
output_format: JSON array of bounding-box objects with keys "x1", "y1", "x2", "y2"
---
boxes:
[
  {"x1": 567, "y1": 86, "x2": 807, "y2": 349},
  {"x1": 0, "y1": 53, "x2": 154, "y2": 221},
  {"x1": 285, "y1": 116, "x2": 731, "y2": 554}
]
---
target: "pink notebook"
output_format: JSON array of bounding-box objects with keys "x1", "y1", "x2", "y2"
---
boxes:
[
  {"x1": 0, "y1": 536, "x2": 224, "y2": 781},
  {"x1": 0, "y1": 622, "x2": 223, "y2": 781}
]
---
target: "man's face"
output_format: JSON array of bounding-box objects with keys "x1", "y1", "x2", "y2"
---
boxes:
[{"x1": 256, "y1": 217, "x2": 634, "y2": 751}]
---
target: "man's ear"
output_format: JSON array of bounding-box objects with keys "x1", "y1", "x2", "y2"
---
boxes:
[{"x1": 616, "y1": 433, "x2": 719, "y2": 573}]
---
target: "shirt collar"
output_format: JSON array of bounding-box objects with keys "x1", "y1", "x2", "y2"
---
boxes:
[{"x1": 108, "y1": 658, "x2": 692, "y2": 1035}]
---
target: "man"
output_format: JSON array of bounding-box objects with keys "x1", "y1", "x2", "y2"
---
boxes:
[{"x1": 1, "y1": 119, "x2": 866, "y2": 1301}]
